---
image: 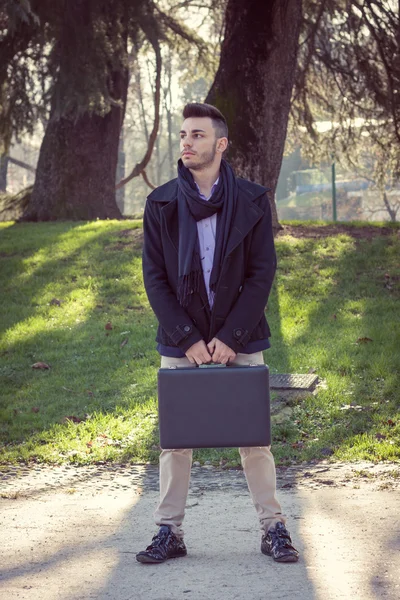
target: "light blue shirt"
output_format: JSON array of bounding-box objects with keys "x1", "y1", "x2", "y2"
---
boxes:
[{"x1": 195, "y1": 178, "x2": 219, "y2": 308}]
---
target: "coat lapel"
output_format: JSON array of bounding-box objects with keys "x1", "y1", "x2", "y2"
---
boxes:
[
  {"x1": 161, "y1": 199, "x2": 179, "y2": 254},
  {"x1": 224, "y1": 195, "x2": 264, "y2": 258}
]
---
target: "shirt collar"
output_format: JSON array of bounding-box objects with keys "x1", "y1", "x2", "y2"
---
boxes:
[{"x1": 195, "y1": 177, "x2": 220, "y2": 201}]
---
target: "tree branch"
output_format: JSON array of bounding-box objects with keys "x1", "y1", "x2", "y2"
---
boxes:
[
  {"x1": 8, "y1": 156, "x2": 36, "y2": 173},
  {"x1": 116, "y1": 34, "x2": 162, "y2": 190},
  {"x1": 141, "y1": 169, "x2": 156, "y2": 190},
  {"x1": 353, "y1": 0, "x2": 400, "y2": 143}
]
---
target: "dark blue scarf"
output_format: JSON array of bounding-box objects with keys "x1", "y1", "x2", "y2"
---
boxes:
[{"x1": 176, "y1": 158, "x2": 238, "y2": 307}]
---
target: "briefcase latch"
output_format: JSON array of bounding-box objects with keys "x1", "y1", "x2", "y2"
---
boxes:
[{"x1": 168, "y1": 366, "x2": 177, "y2": 369}]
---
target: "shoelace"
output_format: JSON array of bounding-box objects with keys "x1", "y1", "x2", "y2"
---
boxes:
[
  {"x1": 148, "y1": 529, "x2": 171, "y2": 550},
  {"x1": 269, "y1": 527, "x2": 291, "y2": 546}
]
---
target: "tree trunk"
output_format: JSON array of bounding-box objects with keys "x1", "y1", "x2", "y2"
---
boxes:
[
  {"x1": 382, "y1": 191, "x2": 397, "y2": 222},
  {"x1": 206, "y1": 0, "x2": 303, "y2": 232},
  {"x1": 116, "y1": 128, "x2": 126, "y2": 214},
  {"x1": 20, "y1": 2, "x2": 129, "y2": 221},
  {"x1": 21, "y1": 74, "x2": 127, "y2": 221},
  {"x1": 165, "y1": 50, "x2": 175, "y2": 181},
  {"x1": 0, "y1": 152, "x2": 8, "y2": 192}
]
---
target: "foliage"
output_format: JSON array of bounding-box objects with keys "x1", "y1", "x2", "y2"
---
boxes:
[
  {"x1": 0, "y1": 0, "x2": 209, "y2": 153},
  {"x1": 291, "y1": 0, "x2": 400, "y2": 191},
  {"x1": 121, "y1": 0, "x2": 222, "y2": 211},
  {"x1": 0, "y1": 220, "x2": 399, "y2": 466}
]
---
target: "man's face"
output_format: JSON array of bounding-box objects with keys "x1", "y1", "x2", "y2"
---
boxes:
[{"x1": 179, "y1": 117, "x2": 225, "y2": 171}]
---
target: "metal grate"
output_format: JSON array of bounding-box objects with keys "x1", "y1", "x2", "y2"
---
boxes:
[{"x1": 269, "y1": 373, "x2": 319, "y2": 390}]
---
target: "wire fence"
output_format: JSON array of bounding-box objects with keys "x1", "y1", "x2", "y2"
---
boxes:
[{"x1": 276, "y1": 165, "x2": 399, "y2": 222}]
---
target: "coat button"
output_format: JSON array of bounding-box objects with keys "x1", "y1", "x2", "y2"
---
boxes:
[
  {"x1": 183, "y1": 325, "x2": 191, "y2": 333},
  {"x1": 234, "y1": 328, "x2": 242, "y2": 338}
]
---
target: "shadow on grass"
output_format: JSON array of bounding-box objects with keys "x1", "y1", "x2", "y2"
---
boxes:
[
  {"x1": 1, "y1": 222, "x2": 399, "y2": 465},
  {"x1": 0, "y1": 221, "x2": 161, "y2": 463},
  {"x1": 270, "y1": 230, "x2": 400, "y2": 463}
]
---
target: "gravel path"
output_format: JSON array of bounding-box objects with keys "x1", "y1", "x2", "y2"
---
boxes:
[
  {"x1": 1, "y1": 461, "x2": 399, "y2": 600},
  {"x1": 1, "y1": 460, "x2": 399, "y2": 498}
]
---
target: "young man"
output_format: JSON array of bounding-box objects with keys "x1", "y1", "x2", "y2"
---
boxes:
[{"x1": 137, "y1": 103, "x2": 299, "y2": 564}]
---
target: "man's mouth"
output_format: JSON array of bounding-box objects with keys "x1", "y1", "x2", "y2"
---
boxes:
[{"x1": 182, "y1": 151, "x2": 195, "y2": 157}]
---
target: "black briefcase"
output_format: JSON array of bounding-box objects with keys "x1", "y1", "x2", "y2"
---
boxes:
[{"x1": 157, "y1": 364, "x2": 271, "y2": 449}]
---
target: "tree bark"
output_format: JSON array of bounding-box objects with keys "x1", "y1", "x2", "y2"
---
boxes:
[
  {"x1": 382, "y1": 191, "x2": 397, "y2": 222},
  {"x1": 20, "y1": 3, "x2": 128, "y2": 221},
  {"x1": 21, "y1": 72, "x2": 127, "y2": 221},
  {"x1": 206, "y1": 0, "x2": 303, "y2": 232},
  {"x1": 116, "y1": 128, "x2": 126, "y2": 214}
]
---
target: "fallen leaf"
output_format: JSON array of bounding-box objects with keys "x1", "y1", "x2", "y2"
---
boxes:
[
  {"x1": 32, "y1": 362, "x2": 50, "y2": 369},
  {"x1": 87, "y1": 390, "x2": 94, "y2": 396},
  {"x1": 375, "y1": 433, "x2": 386, "y2": 440},
  {"x1": 120, "y1": 338, "x2": 128, "y2": 348},
  {"x1": 86, "y1": 441, "x2": 93, "y2": 447},
  {"x1": 64, "y1": 415, "x2": 82, "y2": 423},
  {"x1": 105, "y1": 322, "x2": 113, "y2": 330},
  {"x1": 31, "y1": 407, "x2": 40, "y2": 413},
  {"x1": 291, "y1": 441, "x2": 304, "y2": 449},
  {"x1": 320, "y1": 447, "x2": 334, "y2": 456},
  {"x1": 356, "y1": 337, "x2": 373, "y2": 344},
  {"x1": 49, "y1": 298, "x2": 62, "y2": 306},
  {"x1": 387, "y1": 419, "x2": 396, "y2": 427},
  {"x1": 95, "y1": 434, "x2": 114, "y2": 446}
]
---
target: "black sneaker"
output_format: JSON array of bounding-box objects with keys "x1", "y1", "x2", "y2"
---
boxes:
[
  {"x1": 261, "y1": 522, "x2": 299, "y2": 563},
  {"x1": 136, "y1": 525, "x2": 187, "y2": 564}
]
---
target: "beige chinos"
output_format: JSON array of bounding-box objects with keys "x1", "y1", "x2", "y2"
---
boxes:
[{"x1": 154, "y1": 351, "x2": 286, "y2": 539}]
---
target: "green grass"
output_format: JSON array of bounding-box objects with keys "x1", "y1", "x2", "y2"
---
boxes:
[{"x1": 0, "y1": 220, "x2": 399, "y2": 467}]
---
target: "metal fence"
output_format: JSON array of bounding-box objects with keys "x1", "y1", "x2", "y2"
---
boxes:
[{"x1": 276, "y1": 164, "x2": 399, "y2": 222}]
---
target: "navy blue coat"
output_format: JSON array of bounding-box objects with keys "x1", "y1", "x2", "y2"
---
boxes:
[{"x1": 142, "y1": 176, "x2": 277, "y2": 355}]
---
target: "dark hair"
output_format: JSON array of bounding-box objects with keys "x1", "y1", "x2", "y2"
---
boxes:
[{"x1": 182, "y1": 102, "x2": 228, "y2": 139}]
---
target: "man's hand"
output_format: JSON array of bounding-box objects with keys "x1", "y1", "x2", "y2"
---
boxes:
[
  {"x1": 185, "y1": 340, "x2": 212, "y2": 365},
  {"x1": 207, "y1": 337, "x2": 236, "y2": 365}
]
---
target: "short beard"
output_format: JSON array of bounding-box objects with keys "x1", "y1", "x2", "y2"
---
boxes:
[{"x1": 188, "y1": 140, "x2": 217, "y2": 171}]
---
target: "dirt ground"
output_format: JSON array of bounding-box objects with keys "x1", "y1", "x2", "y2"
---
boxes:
[
  {"x1": 277, "y1": 223, "x2": 399, "y2": 240},
  {"x1": 1, "y1": 461, "x2": 399, "y2": 600}
]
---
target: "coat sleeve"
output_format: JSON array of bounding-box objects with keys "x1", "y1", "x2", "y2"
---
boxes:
[
  {"x1": 214, "y1": 192, "x2": 277, "y2": 353},
  {"x1": 142, "y1": 199, "x2": 203, "y2": 353}
]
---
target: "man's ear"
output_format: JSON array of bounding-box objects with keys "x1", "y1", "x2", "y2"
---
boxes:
[{"x1": 216, "y1": 137, "x2": 228, "y2": 153}]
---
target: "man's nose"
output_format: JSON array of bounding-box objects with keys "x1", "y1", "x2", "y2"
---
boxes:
[{"x1": 182, "y1": 139, "x2": 192, "y2": 148}]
